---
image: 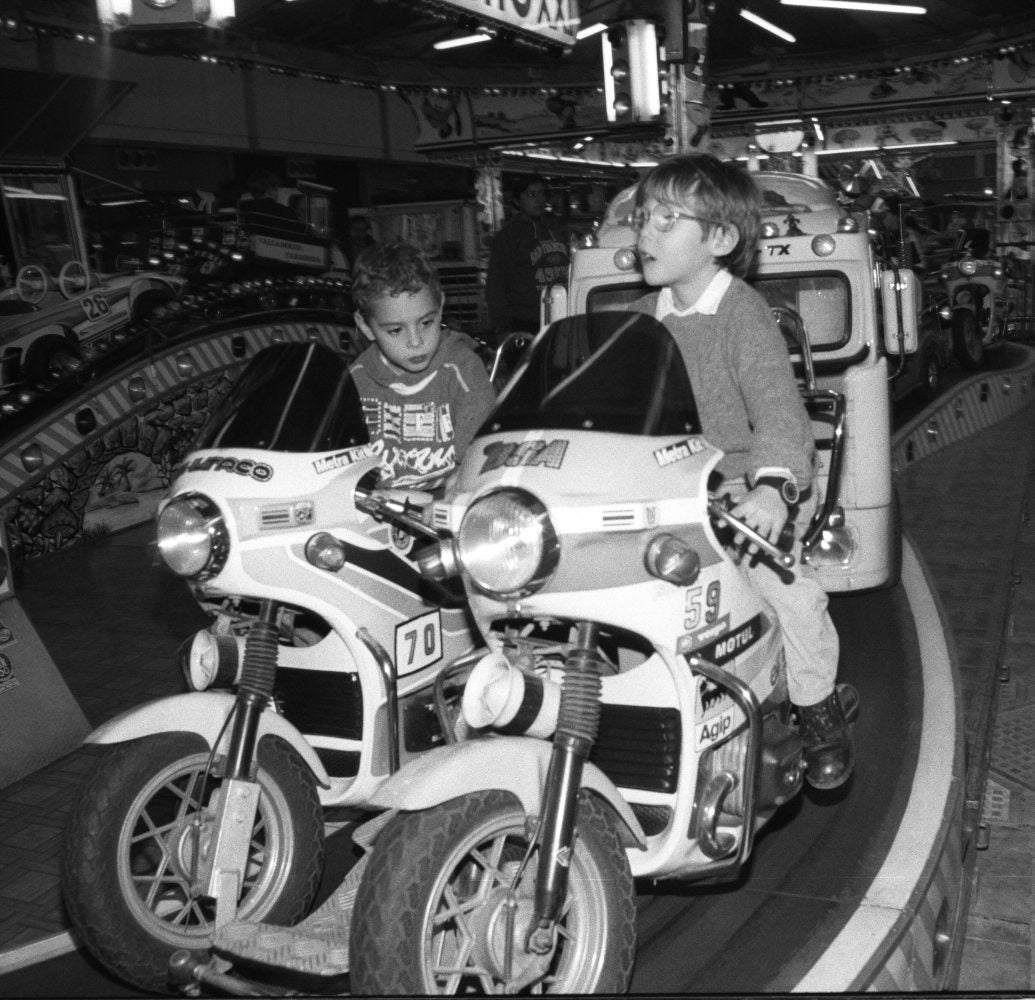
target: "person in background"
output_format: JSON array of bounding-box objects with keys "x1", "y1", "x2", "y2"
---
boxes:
[
  {"x1": 632, "y1": 152, "x2": 856, "y2": 790},
  {"x1": 345, "y1": 214, "x2": 375, "y2": 269},
  {"x1": 485, "y1": 174, "x2": 570, "y2": 337},
  {"x1": 240, "y1": 170, "x2": 301, "y2": 225},
  {"x1": 350, "y1": 239, "x2": 496, "y2": 491}
]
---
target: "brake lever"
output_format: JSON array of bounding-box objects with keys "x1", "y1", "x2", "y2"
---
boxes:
[
  {"x1": 354, "y1": 485, "x2": 440, "y2": 539},
  {"x1": 708, "y1": 496, "x2": 796, "y2": 569}
]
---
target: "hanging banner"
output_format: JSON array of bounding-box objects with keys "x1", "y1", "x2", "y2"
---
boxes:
[
  {"x1": 404, "y1": 90, "x2": 611, "y2": 152},
  {"x1": 428, "y1": 0, "x2": 579, "y2": 48}
]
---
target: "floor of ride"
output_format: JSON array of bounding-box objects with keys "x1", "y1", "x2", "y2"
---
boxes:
[{"x1": 0, "y1": 406, "x2": 1033, "y2": 992}]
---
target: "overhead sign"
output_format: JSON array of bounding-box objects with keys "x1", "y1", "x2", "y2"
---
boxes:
[{"x1": 430, "y1": 0, "x2": 579, "y2": 48}]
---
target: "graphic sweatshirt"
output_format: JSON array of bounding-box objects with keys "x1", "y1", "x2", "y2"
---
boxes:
[{"x1": 349, "y1": 329, "x2": 497, "y2": 490}]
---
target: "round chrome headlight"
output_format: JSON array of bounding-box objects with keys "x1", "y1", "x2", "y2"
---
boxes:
[
  {"x1": 959, "y1": 258, "x2": 978, "y2": 276},
  {"x1": 157, "y1": 492, "x2": 229, "y2": 579},
  {"x1": 456, "y1": 489, "x2": 559, "y2": 599}
]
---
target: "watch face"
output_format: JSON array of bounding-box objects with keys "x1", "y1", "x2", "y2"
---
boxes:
[{"x1": 783, "y1": 481, "x2": 799, "y2": 504}]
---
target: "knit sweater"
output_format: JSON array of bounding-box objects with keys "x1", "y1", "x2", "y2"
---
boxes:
[
  {"x1": 635, "y1": 276, "x2": 815, "y2": 488},
  {"x1": 349, "y1": 329, "x2": 496, "y2": 490}
]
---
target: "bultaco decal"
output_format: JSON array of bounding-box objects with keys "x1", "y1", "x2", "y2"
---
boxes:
[{"x1": 175, "y1": 455, "x2": 274, "y2": 482}]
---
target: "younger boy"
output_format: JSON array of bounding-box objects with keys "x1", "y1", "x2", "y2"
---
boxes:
[
  {"x1": 350, "y1": 239, "x2": 496, "y2": 491},
  {"x1": 633, "y1": 153, "x2": 854, "y2": 789}
]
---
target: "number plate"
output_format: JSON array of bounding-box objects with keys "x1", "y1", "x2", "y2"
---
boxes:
[
  {"x1": 78, "y1": 291, "x2": 112, "y2": 324},
  {"x1": 395, "y1": 609, "x2": 443, "y2": 676}
]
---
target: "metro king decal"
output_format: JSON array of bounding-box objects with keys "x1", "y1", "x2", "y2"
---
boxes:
[{"x1": 654, "y1": 437, "x2": 706, "y2": 468}]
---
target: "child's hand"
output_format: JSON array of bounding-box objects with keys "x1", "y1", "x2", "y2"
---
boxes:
[{"x1": 730, "y1": 485, "x2": 788, "y2": 548}]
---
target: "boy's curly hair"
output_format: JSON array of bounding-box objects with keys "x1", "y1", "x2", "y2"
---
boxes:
[
  {"x1": 351, "y1": 239, "x2": 443, "y2": 318},
  {"x1": 636, "y1": 153, "x2": 762, "y2": 277}
]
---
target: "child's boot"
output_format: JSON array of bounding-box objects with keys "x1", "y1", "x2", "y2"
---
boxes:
[{"x1": 796, "y1": 684, "x2": 858, "y2": 789}]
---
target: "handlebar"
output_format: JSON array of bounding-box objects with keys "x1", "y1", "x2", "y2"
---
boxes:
[
  {"x1": 354, "y1": 481, "x2": 441, "y2": 540},
  {"x1": 708, "y1": 495, "x2": 796, "y2": 569}
]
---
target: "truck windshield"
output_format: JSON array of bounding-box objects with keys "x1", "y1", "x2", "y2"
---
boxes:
[
  {"x1": 752, "y1": 272, "x2": 850, "y2": 350},
  {"x1": 0, "y1": 173, "x2": 83, "y2": 287},
  {"x1": 195, "y1": 341, "x2": 369, "y2": 453},
  {"x1": 484, "y1": 311, "x2": 701, "y2": 437},
  {"x1": 584, "y1": 274, "x2": 850, "y2": 352}
]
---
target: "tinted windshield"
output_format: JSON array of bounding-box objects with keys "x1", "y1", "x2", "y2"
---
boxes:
[
  {"x1": 484, "y1": 311, "x2": 700, "y2": 437},
  {"x1": 195, "y1": 341, "x2": 369, "y2": 453}
]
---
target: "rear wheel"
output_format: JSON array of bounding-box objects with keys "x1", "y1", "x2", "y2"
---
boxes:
[
  {"x1": 349, "y1": 789, "x2": 637, "y2": 995},
  {"x1": 951, "y1": 308, "x2": 984, "y2": 370}
]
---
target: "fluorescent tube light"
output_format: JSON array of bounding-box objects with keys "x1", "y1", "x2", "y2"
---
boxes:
[
  {"x1": 781, "y1": 1, "x2": 926, "y2": 13},
  {"x1": 433, "y1": 33, "x2": 491, "y2": 50},
  {"x1": 576, "y1": 22, "x2": 607, "y2": 40},
  {"x1": 740, "y1": 9, "x2": 796, "y2": 43}
]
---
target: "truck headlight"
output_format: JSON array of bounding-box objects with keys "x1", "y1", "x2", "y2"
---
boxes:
[
  {"x1": 456, "y1": 489, "x2": 559, "y2": 599},
  {"x1": 157, "y1": 492, "x2": 229, "y2": 579}
]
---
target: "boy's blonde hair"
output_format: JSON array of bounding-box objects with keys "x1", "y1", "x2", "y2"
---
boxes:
[
  {"x1": 636, "y1": 153, "x2": 762, "y2": 277},
  {"x1": 351, "y1": 239, "x2": 444, "y2": 318}
]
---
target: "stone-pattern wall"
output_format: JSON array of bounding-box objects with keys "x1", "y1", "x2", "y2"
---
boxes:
[{"x1": 4, "y1": 369, "x2": 238, "y2": 562}]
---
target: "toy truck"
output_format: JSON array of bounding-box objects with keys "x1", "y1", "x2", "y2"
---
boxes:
[{"x1": 542, "y1": 171, "x2": 921, "y2": 593}]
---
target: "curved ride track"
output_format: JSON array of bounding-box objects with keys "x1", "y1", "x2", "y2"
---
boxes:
[
  {"x1": 6, "y1": 340, "x2": 1030, "y2": 997},
  {"x1": 0, "y1": 545, "x2": 941, "y2": 997}
]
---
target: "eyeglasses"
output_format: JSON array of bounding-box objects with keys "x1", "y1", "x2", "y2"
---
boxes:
[{"x1": 629, "y1": 204, "x2": 721, "y2": 233}]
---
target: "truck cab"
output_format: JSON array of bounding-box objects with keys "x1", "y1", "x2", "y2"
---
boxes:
[
  {"x1": 545, "y1": 171, "x2": 919, "y2": 593},
  {"x1": 0, "y1": 164, "x2": 184, "y2": 403}
]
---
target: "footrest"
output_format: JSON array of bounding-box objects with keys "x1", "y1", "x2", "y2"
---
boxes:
[{"x1": 213, "y1": 855, "x2": 367, "y2": 979}]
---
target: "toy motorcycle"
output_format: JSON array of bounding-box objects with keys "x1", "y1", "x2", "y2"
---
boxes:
[
  {"x1": 62, "y1": 340, "x2": 485, "y2": 994},
  {"x1": 165, "y1": 310, "x2": 857, "y2": 996}
]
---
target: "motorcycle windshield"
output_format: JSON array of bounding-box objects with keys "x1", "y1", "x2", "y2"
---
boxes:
[
  {"x1": 194, "y1": 342, "x2": 370, "y2": 453},
  {"x1": 484, "y1": 311, "x2": 701, "y2": 436}
]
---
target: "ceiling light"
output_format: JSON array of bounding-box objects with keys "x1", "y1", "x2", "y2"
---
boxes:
[
  {"x1": 780, "y1": 1, "x2": 926, "y2": 13},
  {"x1": 740, "y1": 9, "x2": 796, "y2": 43},
  {"x1": 433, "y1": 32, "x2": 492, "y2": 50},
  {"x1": 576, "y1": 22, "x2": 607, "y2": 40}
]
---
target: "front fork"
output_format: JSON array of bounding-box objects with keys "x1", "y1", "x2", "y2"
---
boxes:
[
  {"x1": 198, "y1": 600, "x2": 279, "y2": 925},
  {"x1": 528, "y1": 621, "x2": 603, "y2": 953}
]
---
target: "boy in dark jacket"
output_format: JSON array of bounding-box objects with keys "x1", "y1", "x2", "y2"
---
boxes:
[{"x1": 350, "y1": 239, "x2": 496, "y2": 491}]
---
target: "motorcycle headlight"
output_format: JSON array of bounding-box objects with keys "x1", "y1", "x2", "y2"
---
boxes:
[
  {"x1": 456, "y1": 489, "x2": 559, "y2": 600},
  {"x1": 959, "y1": 258, "x2": 978, "y2": 276},
  {"x1": 157, "y1": 492, "x2": 229, "y2": 579}
]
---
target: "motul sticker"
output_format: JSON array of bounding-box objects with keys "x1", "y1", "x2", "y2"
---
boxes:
[{"x1": 692, "y1": 614, "x2": 764, "y2": 666}]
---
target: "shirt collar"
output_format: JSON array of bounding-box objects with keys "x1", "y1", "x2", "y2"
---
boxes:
[{"x1": 658, "y1": 269, "x2": 732, "y2": 319}]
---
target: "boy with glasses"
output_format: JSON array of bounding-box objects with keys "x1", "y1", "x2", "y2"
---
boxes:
[{"x1": 632, "y1": 153, "x2": 856, "y2": 790}]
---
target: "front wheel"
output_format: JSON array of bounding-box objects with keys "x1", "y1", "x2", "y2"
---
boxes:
[
  {"x1": 349, "y1": 789, "x2": 637, "y2": 995},
  {"x1": 62, "y1": 733, "x2": 325, "y2": 995}
]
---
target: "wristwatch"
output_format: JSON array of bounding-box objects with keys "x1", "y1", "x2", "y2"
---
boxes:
[{"x1": 754, "y1": 475, "x2": 800, "y2": 506}]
